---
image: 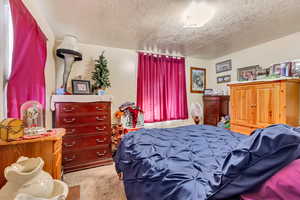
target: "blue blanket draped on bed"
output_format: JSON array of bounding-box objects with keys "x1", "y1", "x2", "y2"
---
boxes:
[{"x1": 114, "y1": 124, "x2": 300, "y2": 200}]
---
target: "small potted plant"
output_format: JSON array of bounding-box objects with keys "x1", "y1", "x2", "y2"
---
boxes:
[{"x1": 91, "y1": 51, "x2": 111, "y2": 95}]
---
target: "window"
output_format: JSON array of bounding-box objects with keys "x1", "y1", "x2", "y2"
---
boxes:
[
  {"x1": 6, "y1": 1, "x2": 13, "y2": 80},
  {"x1": 1, "y1": 0, "x2": 13, "y2": 118}
]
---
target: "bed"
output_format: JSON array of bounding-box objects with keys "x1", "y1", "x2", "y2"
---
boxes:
[{"x1": 114, "y1": 124, "x2": 300, "y2": 200}]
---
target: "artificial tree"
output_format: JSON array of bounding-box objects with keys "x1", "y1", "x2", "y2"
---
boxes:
[{"x1": 91, "y1": 51, "x2": 111, "y2": 92}]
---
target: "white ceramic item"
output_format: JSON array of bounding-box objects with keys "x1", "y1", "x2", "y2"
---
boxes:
[{"x1": 0, "y1": 157, "x2": 68, "y2": 200}]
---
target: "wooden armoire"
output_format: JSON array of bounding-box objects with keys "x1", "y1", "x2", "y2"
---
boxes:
[{"x1": 229, "y1": 79, "x2": 300, "y2": 135}]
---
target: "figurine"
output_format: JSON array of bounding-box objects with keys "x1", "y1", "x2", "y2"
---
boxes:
[
  {"x1": 217, "y1": 115, "x2": 230, "y2": 129},
  {"x1": 21, "y1": 101, "x2": 46, "y2": 135}
]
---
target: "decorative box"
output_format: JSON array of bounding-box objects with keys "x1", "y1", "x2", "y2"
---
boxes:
[{"x1": 0, "y1": 119, "x2": 24, "y2": 141}]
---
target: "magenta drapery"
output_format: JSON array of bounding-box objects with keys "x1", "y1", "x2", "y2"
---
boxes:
[
  {"x1": 137, "y1": 53, "x2": 188, "y2": 123},
  {"x1": 7, "y1": 0, "x2": 47, "y2": 118}
]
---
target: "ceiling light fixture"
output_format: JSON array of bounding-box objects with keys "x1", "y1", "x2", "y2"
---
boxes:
[{"x1": 183, "y1": 1, "x2": 215, "y2": 28}]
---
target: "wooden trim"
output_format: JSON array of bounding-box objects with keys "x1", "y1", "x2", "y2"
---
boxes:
[
  {"x1": 227, "y1": 78, "x2": 300, "y2": 87},
  {"x1": 0, "y1": 128, "x2": 65, "y2": 146},
  {"x1": 190, "y1": 67, "x2": 206, "y2": 93}
]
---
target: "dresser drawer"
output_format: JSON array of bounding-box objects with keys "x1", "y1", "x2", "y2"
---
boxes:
[
  {"x1": 204, "y1": 115, "x2": 219, "y2": 126},
  {"x1": 63, "y1": 135, "x2": 110, "y2": 151},
  {"x1": 56, "y1": 114, "x2": 109, "y2": 127},
  {"x1": 64, "y1": 124, "x2": 110, "y2": 136},
  {"x1": 55, "y1": 102, "x2": 110, "y2": 116},
  {"x1": 62, "y1": 146, "x2": 111, "y2": 166}
]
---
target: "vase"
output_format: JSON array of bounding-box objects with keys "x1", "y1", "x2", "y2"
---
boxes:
[{"x1": 0, "y1": 157, "x2": 68, "y2": 200}]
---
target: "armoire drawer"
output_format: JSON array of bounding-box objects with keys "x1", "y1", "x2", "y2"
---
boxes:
[
  {"x1": 64, "y1": 124, "x2": 110, "y2": 136},
  {"x1": 62, "y1": 146, "x2": 111, "y2": 166},
  {"x1": 56, "y1": 114, "x2": 109, "y2": 127},
  {"x1": 55, "y1": 102, "x2": 110, "y2": 116},
  {"x1": 63, "y1": 135, "x2": 110, "y2": 151}
]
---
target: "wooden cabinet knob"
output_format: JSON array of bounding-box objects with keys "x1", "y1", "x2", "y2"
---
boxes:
[
  {"x1": 63, "y1": 107, "x2": 75, "y2": 112},
  {"x1": 96, "y1": 116, "x2": 105, "y2": 121},
  {"x1": 66, "y1": 129, "x2": 76, "y2": 134},
  {"x1": 64, "y1": 141, "x2": 76, "y2": 147},
  {"x1": 96, "y1": 107, "x2": 104, "y2": 111},
  {"x1": 64, "y1": 118, "x2": 76, "y2": 123},
  {"x1": 96, "y1": 151, "x2": 106, "y2": 157},
  {"x1": 96, "y1": 126, "x2": 106, "y2": 131},
  {"x1": 96, "y1": 138, "x2": 106, "y2": 143},
  {"x1": 64, "y1": 155, "x2": 76, "y2": 162}
]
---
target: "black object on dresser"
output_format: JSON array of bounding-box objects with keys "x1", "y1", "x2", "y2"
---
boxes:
[
  {"x1": 53, "y1": 101, "x2": 112, "y2": 173},
  {"x1": 203, "y1": 95, "x2": 230, "y2": 126}
]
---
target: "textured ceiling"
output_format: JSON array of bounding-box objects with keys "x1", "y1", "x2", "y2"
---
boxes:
[{"x1": 36, "y1": 0, "x2": 300, "y2": 58}]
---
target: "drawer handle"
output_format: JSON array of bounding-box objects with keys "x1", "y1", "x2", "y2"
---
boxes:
[
  {"x1": 96, "y1": 138, "x2": 106, "y2": 143},
  {"x1": 96, "y1": 116, "x2": 105, "y2": 121},
  {"x1": 64, "y1": 155, "x2": 76, "y2": 162},
  {"x1": 96, "y1": 107, "x2": 104, "y2": 111},
  {"x1": 64, "y1": 141, "x2": 76, "y2": 147},
  {"x1": 63, "y1": 107, "x2": 75, "y2": 112},
  {"x1": 66, "y1": 129, "x2": 76, "y2": 134},
  {"x1": 96, "y1": 126, "x2": 106, "y2": 131},
  {"x1": 64, "y1": 118, "x2": 76, "y2": 123},
  {"x1": 96, "y1": 151, "x2": 107, "y2": 157}
]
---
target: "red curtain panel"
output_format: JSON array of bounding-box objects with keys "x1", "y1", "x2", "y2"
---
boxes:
[
  {"x1": 7, "y1": 0, "x2": 47, "y2": 118},
  {"x1": 137, "y1": 53, "x2": 188, "y2": 123}
]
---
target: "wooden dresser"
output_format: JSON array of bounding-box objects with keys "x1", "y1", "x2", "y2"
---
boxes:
[
  {"x1": 0, "y1": 129, "x2": 64, "y2": 188},
  {"x1": 229, "y1": 79, "x2": 300, "y2": 135},
  {"x1": 53, "y1": 99, "x2": 112, "y2": 173},
  {"x1": 203, "y1": 95, "x2": 230, "y2": 126}
]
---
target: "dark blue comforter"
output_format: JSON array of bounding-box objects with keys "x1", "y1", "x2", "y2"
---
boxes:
[{"x1": 114, "y1": 124, "x2": 300, "y2": 200}]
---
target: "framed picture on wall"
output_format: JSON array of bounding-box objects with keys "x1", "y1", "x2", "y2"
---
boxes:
[
  {"x1": 72, "y1": 80, "x2": 91, "y2": 95},
  {"x1": 216, "y1": 59, "x2": 232, "y2": 73},
  {"x1": 217, "y1": 75, "x2": 231, "y2": 84},
  {"x1": 190, "y1": 67, "x2": 206, "y2": 93},
  {"x1": 237, "y1": 65, "x2": 260, "y2": 81}
]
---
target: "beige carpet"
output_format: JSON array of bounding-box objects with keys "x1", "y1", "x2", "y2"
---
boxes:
[{"x1": 63, "y1": 164, "x2": 127, "y2": 200}]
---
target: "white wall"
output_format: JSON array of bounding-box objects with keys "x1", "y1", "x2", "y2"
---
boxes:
[
  {"x1": 186, "y1": 57, "x2": 211, "y2": 121},
  {"x1": 208, "y1": 32, "x2": 300, "y2": 89},
  {"x1": 62, "y1": 42, "x2": 210, "y2": 123},
  {"x1": 23, "y1": 0, "x2": 56, "y2": 128}
]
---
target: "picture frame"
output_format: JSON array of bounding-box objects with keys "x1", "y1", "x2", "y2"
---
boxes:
[
  {"x1": 237, "y1": 65, "x2": 260, "y2": 81},
  {"x1": 190, "y1": 67, "x2": 206, "y2": 93},
  {"x1": 72, "y1": 80, "x2": 91, "y2": 95},
  {"x1": 216, "y1": 59, "x2": 232, "y2": 73},
  {"x1": 217, "y1": 75, "x2": 231, "y2": 84}
]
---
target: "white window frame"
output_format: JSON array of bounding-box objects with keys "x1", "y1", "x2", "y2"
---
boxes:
[{"x1": 0, "y1": 0, "x2": 13, "y2": 119}]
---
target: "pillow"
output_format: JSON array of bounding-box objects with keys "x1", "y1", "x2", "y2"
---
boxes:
[
  {"x1": 207, "y1": 124, "x2": 300, "y2": 200},
  {"x1": 241, "y1": 159, "x2": 300, "y2": 200}
]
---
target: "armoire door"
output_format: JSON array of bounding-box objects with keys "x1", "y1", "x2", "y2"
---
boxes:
[
  {"x1": 255, "y1": 83, "x2": 281, "y2": 127},
  {"x1": 230, "y1": 86, "x2": 256, "y2": 125}
]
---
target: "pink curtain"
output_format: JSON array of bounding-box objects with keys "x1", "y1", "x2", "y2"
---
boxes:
[
  {"x1": 7, "y1": 0, "x2": 47, "y2": 118},
  {"x1": 137, "y1": 53, "x2": 188, "y2": 123}
]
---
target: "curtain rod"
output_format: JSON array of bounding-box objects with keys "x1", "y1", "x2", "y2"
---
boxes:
[{"x1": 137, "y1": 50, "x2": 185, "y2": 58}]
